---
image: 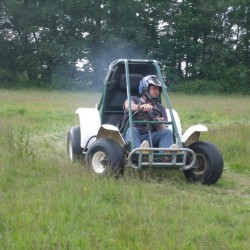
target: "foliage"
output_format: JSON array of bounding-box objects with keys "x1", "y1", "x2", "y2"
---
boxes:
[
  {"x1": 0, "y1": 0, "x2": 249, "y2": 93},
  {"x1": 170, "y1": 77, "x2": 250, "y2": 94},
  {"x1": 0, "y1": 68, "x2": 15, "y2": 85}
]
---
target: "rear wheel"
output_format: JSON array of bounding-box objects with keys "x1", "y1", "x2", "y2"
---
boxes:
[
  {"x1": 86, "y1": 138, "x2": 125, "y2": 176},
  {"x1": 184, "y1": 141, "x2": 223, "y2": 185},
  {"x1": 67, "y1": 126, "x2": 82, "y2": 161}
]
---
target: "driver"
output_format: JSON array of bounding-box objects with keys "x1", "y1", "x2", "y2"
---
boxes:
[{"x1": 123, "y1": 75, "x2": 175, "y2": 150}]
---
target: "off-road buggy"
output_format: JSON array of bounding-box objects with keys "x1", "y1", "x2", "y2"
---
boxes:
[{"x1": 67, "y1": 59, "x2": 223, "y2": 184}]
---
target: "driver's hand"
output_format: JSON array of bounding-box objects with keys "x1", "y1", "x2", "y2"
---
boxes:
[
  {"x1": 141, "y1": 103, "x2": 153, "y2": 112},
  {"x1": 156, "y1": 115, "x2": 164, "y2": 121},
  {"x1": 156, "y1": 115, "x2": 166, "y2": 130}
]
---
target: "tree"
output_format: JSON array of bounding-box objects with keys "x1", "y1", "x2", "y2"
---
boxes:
[
  {"x1": 0, "y1": 0, "x2": 249, "y2": 92},
  {"x1": 0, "y1": 0, "x2": 86, "y2": 85}
]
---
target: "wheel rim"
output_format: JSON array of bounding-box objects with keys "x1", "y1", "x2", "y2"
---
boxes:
[
  {"x1": 91, "y1": 151, "x2": 108, "y2": 174},
  {"x1": 68, "y1": 140, "x2": 74, "y2": 161},
  {"x1": 192, "y1": 153, "x2": 207, "y2": 175}
]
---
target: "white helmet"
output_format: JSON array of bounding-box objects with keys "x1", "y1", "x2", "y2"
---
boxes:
[{"x1": 139, "y1": 75, "x2": 162, "y2": 100}]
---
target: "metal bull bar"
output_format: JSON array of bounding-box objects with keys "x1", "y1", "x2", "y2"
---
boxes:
[{"x1": 127, "y1": 147, "x2": 196, "y2": 171}]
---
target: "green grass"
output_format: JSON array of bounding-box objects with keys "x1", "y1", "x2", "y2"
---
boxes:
[{"x1": 0, "y1": 89, "x2": 250, "y2": 249}]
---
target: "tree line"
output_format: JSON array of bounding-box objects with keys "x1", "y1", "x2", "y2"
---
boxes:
[{"x1": 0, "y1": 0, "x2": 249, "y2": 93}]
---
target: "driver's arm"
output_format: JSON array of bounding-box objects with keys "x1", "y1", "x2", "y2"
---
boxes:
[
  {"x1": 123, "y1": 100, "x2": 139, "y2": 112},
  {"x1": 124, "y1": 100, "x2": 153, "y2": 112}
]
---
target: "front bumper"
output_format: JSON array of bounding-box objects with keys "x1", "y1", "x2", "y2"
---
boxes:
[{"x1": 127, "y1": 147, "x2": 196, "y2": 171}]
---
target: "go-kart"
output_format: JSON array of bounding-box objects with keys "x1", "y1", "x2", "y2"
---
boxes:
[{"x1": 67, "y1": 59, "x2": 223, "y2": 184}]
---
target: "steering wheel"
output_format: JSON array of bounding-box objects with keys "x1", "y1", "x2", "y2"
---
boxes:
[
  {"x1": 133, "y1": 107, "x2": 162, "y2": 122},
  {"x1": 148, "y1": 107, "x2": 162, "y2": 121}
]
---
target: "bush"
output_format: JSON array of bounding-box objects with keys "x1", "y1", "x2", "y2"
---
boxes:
[
  {"x1": 225, "y1": 65, "x2": 250, "y2": 94},
  {"x1": 169, "y1": 78, "x2": 249, "y2": 94},
  {"x1": 0, "y1": 68, "x2": 16, "y2": 87}
]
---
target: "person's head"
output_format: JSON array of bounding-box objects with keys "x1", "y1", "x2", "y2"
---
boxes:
[{"x1": 139, "y1": 75, "x2": 162, "y2": 101}]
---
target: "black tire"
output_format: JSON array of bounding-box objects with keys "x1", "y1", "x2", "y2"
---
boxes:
[
  {"x1": 86, "y1": 138, "x2": 125, "y2": 176},
  {"x1": 67, "y1": 126, "x2": 82, "y2": 161},
  {"x1": 184, "y1": 141, "x2": 223, "y2": 185}
]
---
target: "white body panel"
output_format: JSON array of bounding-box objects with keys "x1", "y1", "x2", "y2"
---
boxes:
[
  {"x1": 166, "y1": 109, "x2": 182, "y2": 136},
  {"x1": 97, "y1": 124, "x2": 126, "y2": 149},
  {"x1": 166, "y1": 109, "x2": 207, "y2": 146},
  {"x1": 76, "y1": 108, "x2": 101, "y2": 149},
  {"x1": 181, "y1": 124, "x2": 208, "y2": 146}
]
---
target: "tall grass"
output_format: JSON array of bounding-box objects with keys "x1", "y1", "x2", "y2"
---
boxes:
[{"x1": 0, "y1": 89, "x2": 249, "y2": 249}]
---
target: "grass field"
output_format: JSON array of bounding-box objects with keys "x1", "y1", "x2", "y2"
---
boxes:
[{"x1": 0, "y1": 89, "x2": 250, "y2": 249}]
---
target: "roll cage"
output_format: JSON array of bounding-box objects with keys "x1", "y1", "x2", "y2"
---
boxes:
[{"x1": 96, "y1": 59, "x2": 181, "y2": 148}]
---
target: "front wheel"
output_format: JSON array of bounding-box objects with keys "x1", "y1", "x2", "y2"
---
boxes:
[
  {"x1": 67, "y1": 126, "x2": 82, "y2": 162},
  {"x1": 86, "y1": 138, "x2": 125, "y2": 176},
  {"x1": 184, "y1": 141, "x2": 223, "y2": 185}
]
